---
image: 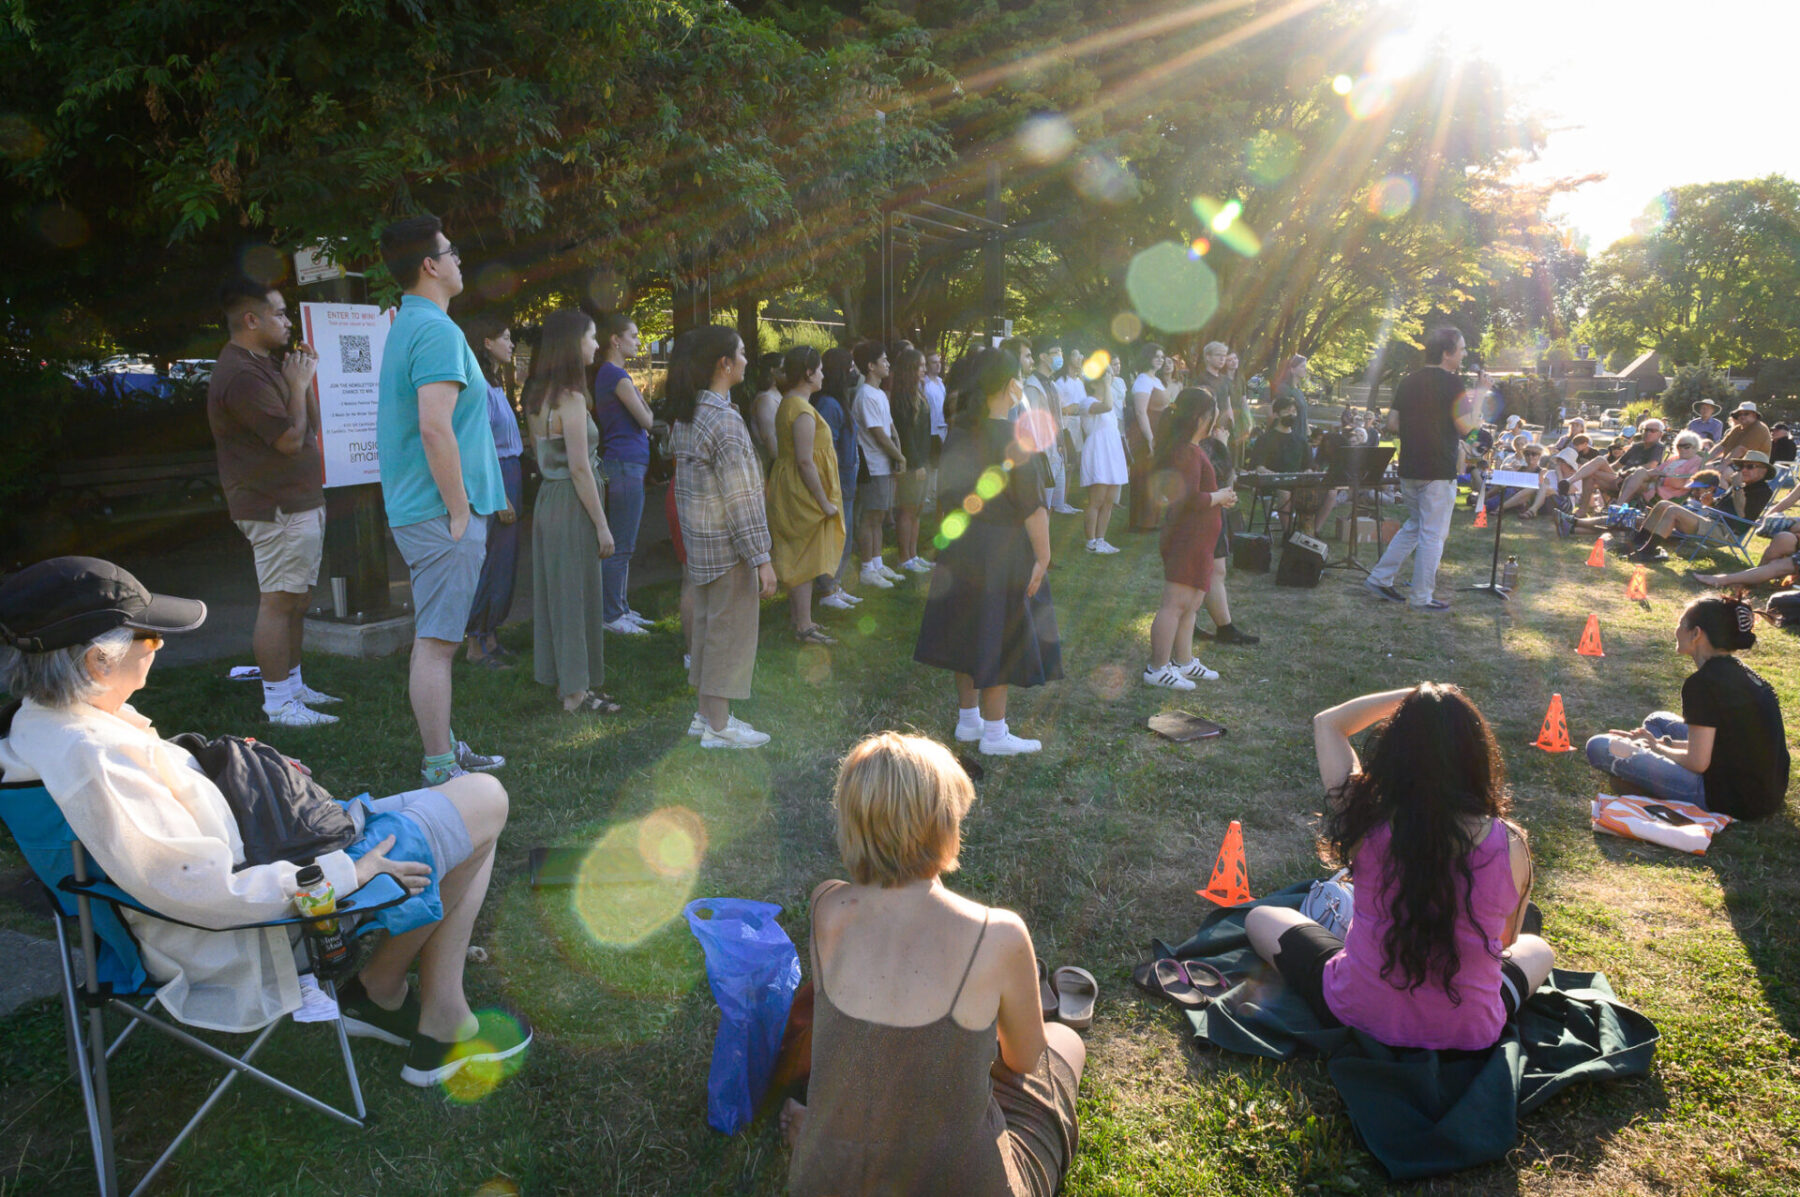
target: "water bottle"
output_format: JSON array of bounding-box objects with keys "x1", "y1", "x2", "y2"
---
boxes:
[
  {"x1": 1502, "y1": 555, "x2": 1519, "y2": 592},
  {"x1": 293, "y1": 864, "x2": 349, "y2": 971}
]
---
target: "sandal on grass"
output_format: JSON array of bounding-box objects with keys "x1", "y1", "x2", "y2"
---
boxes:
[
  {"x1": 1051, "y1": 965, "x2": 1098, "y2": 1030},
  {"x1": 566, "y1": 692, "x2": 623, "y2": 715},
  {"x1": 794, "y1": 625, "x2": 837, "y2": 646},
  {"x1": 1036, "y1": 958, "x2": 1059, "y2": 1022},
  {"x1": 1130, "y1": 958, "x2": 1230, "y2": 1009}
]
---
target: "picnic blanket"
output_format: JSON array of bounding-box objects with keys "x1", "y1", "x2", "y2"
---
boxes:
[{"x1": 1154, "y1": 883, "x2": 1659, "y2": 1180}]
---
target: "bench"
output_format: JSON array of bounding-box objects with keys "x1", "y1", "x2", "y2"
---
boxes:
[{"x1": 53, "y1": 452, "x2": 226, "y2": 524}]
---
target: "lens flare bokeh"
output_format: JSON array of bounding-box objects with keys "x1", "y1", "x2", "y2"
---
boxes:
[
  {"x1": 1365, "y1": 175, "x2": 1417, "y2": 220},
  {"x1": 1016, "y1": 113, "x2": 1077, "y2": 165},
  {"x1": 1109, "y1": 312, "x2": 1143, "y2": 343},
  {"x1": 440, "y1": 1008, "x2": 530, "y2": 1104},
  {"x1": 1189, "y1": 198, "x2": 1262, "y2": 258},
  {"x1": 573, "y1": 807, "x2": 706, "y2": 948},
  {"x1": 1125, "y1": 242, "x2": 1218, "y2": 333},
  {"x1": 1081, "y1": 350, "x2": 1112, "y2": 380}
]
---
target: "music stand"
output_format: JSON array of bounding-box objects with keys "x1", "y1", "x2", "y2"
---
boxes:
[
  {"x1": 1464, "y1": 468, "x2": 1539, "y2": 600},
  {"x1": 1320, "y1": 444, "x2": 1395, "y2": 575}
]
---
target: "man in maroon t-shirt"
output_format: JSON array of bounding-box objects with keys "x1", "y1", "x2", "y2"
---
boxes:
[{"x1": 206, "y1": 277, "x2": 340, "y2": 727}]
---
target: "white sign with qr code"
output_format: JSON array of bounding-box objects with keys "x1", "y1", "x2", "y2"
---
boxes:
[{"x1": 301, "y1": 303, "x2": 395, "y2": 488}]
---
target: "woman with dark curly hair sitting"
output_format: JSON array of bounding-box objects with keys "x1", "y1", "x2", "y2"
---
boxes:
[{"x1": 1245, "y1": 684, "x2": 1554, "y2": 1051}]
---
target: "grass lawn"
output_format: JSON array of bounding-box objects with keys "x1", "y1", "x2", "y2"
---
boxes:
[{"x1": 4, "y1": 493, "x2": 1800, "y2": 1196}]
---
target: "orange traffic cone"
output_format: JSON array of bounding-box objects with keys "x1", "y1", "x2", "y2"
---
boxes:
[
  {"x1": 1626, "y1": 567, "x2": 1648, "y2": 602},
  {"x1": 1576, "y1": 613, "x2": 1605, "y2": 657},
  {"x1": 1533, "y1": 693, "x2": 1576, "y2": 752},
  {"x1": 1586, "y1": 537, "x2": 1607, "y2": 568},
  {"x1": 1473, "y1": 505, "x2": 1488, "y2": 529},
  {"x1": 1197, "y1": 820, "x2": 1254, "y2": 906}
]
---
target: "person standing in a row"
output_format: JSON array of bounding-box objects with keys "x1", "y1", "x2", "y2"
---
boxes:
[
  {"x1": 766, "y1": 345, "x2": 844, "y2": 645},
  {"x1": 526, "y1": 310, "x2": 616, "y2": 714},
  {"x1": 1126, "y1": 343, "x2": 1170, "y2": 531},
  {"x1": 376, "y1": 214, "x2": 507, "y2": 783},
  {"x1": 592, "y1": 313, "x2": 657, "y2": 636},
  {"x1": 669, "y1": 327, "x2": 778, "y2": 748},
  {"x1": 460, "y1": 314, "x2": 522, "y2": 669},
  {"x1": 915, "y1": 347, "x2": 1061, "y2": 757}
]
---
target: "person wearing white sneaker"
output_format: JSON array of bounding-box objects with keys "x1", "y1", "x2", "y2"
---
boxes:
[
  {"x1": 859, "y1": 560, "x2": 895, "y2": 589},
  {"x1": 819, "y1": 590, "x2": 857, "y2": 611},
  {"x1": 915, "y1": 347, "x2": 1062, "y2": 756},
  {"x1": 668, "y1": 326, "x2": 779, "y2": 747},
  {"x1": 700, "y1": 714, "x2": 771, "y2": 749},
  {"x1": 269, "y1": 698, "x2": 340, "y2": 727},
  {"x1": 888, "y1": 348, "x2": 935, "y2": 583},
  {"x1": 851, "y1": 340, "x2": 906, "y2": 586},
  {"x1": 603, "y1": 616, "x2": 649, "y2": 635},
  {"x1": 1146, "y1": 389, "x2": 1237, "y2": 688}
]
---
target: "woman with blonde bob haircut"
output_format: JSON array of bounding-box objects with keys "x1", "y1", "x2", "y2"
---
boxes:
[{"x1": 786, "y1": 732, "x2": 1084, "y2": 1197}]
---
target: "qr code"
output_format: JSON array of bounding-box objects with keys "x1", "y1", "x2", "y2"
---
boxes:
[{"x1": 339, "y1": 334, "x2": 372, "y2": 374}]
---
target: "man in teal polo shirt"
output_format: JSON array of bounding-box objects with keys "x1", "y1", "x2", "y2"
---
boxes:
[{"x1": 377, "y1": 214, "x2": 508, "y2": 784}]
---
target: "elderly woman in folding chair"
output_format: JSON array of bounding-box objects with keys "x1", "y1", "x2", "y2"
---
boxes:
[{"x1": 0, "y1": 556, "x2": 526, "y2": 1088}]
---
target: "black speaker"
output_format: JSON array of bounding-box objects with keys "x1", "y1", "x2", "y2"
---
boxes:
[
  {"x1": 1232, "y1": 533, "x2": 1271, "y2": 573},
  {"x1": 1276, "y1": 531, "x2": 1328, "y2": 588}
]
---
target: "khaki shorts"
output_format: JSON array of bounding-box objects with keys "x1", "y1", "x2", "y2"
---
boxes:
[
  {"x1": 689, "y1": 560, "x2": 760, "y2": 700},
  {"x1": 235, "y1": 506, "x2": 326, "y2": 595}
]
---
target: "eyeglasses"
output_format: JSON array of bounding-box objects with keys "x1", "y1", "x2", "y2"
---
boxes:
[{"x1": 424, "y1": 243, "x2": 460, "y2": 265}]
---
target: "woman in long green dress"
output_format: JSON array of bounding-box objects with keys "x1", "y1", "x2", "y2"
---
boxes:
[
  {"x1": 766, "y1": 345, "x2": 844, "y2": 644},
  {"x1": 525, "y1": 308, "x2": 618, "y2": 713}
]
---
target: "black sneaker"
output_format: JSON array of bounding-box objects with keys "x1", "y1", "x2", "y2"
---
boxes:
[
  {"x1": 400, "y1": 1010, "x2": 533, "y2": 1088},
  {"x1": 1214, "y1": 624, "x2": 1260, "y2": 646},
  {"x1": 336, "y1": 977, "x2": 420, "y2": 1048},
  {"x1": 1364, "y1": 579, "x2": 1405, "y2": 603}
]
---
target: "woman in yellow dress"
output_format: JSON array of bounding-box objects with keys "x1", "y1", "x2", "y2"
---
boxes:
[{"x1": 768, "y1": 345, "x2": 845, "y2": 644}]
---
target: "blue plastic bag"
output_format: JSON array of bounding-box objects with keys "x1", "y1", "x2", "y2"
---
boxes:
[{"x1": 684, "y1": 898, "x2": 802, "y2": 1134}]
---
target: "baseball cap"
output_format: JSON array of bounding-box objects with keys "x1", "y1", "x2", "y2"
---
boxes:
[{"x1": 0, "y1": 557, "x2": 207, "y2": 654}]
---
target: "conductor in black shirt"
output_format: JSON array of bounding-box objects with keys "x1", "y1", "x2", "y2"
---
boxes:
[{"x1": 1365, "y1": 327, "x2": 1485, "y2": 610}]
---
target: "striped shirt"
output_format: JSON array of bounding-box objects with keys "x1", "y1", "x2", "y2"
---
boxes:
[{"x1": 670, "y1": 390, "x2": 772, "y2": 583}]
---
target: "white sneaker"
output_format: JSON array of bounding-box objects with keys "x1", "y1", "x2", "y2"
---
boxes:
[
  {"x1": 1096, "y1": 540, "x2": 1121, "y2": 554},
  {"x1": 604, "y1": 618, "x2": 649, "y2": 635},
  {"x1": 266, "y1": 700, "x2": 338, "y2": 727},
  {"x1": 877, "y1": 562, "x2": 905, "y2": 582},
  {"x1": 859, "y1": 564, "x2": 895, "y2": 589},
  {"x1": 701, "y1": 717, "x2": 771, "y2": 749},
  {"x1": 294, "y1": 683, "x2": 341, "y2": 705},
  {"x1": 683, "y1": 653, "x2": 692, "y2": 670},
  {"x1": 687, "y1": 712, "x2": 706, "y2": 737},
  {"x1": 624, "y1": 608, "x2": 650, "y2": 625},
  {"x1": 1173, "y1": 658, "x2": 1220, "y2": 681},
  {"x1": 840, "y1": 591, "x2": 864, "y2": 605},
  {"x1": 902, "y1": 556, "x2": 933, "y2": 573},
  {"x1": 955, "y1": 718, "x2": 984, "y2": 743},
  {"x1": 1086, "y1": 539, "x2": 1101, "y2": 553},
  {"x1": 819, "y1": 591, "x2": 857, "y2": 610},
  {"x1": 1053, "y1": 504, "x2": 1082, "y2": 515},
  {"x1": 454, "y1": 740, "x2": 506, "y2": 772},
  {"x1": 1142, "y1": 664, "x2": 1197, "y2": 691},
  {"x1": 979, "y1": 729, "x2": 1042, "y2": 756}
]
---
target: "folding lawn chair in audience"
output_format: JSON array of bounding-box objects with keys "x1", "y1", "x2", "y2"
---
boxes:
[
  {"x1": 0, "y1": 776, "x2": 406, "y2": 1197},
  {"x1": 1673, "y1": 508, "x2": 1757, "y2": 566}
]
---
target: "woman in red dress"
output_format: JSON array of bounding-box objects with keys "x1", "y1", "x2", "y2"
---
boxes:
[{"x1": 1143, "y1": 387, "x2": 1238, "y2": 691}]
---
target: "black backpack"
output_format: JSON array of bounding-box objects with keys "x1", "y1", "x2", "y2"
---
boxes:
[{"x1": 168, "y1": 733, "x2": 356, "y2": 869}]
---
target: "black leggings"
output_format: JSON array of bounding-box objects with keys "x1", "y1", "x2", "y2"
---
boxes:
[{"x1": 1274, "y1": 923, "x2": 1530, "y2": 1028}]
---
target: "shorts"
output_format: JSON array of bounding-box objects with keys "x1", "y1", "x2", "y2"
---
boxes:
[
  {"x1": 352, "y1": 787, "x2": 475, "y2": 879},
  {"x1": 235, "y1": 506, "x2": 326, "y2": 594},
  {"x1": 1274, "y1": 923, "x2": 1530, "y2": 1028},
  {"x1": 893, "y1": 469, "x2": 926, "y2": 510},
  {"x1": 1760, "y1": 515, "x2": 1799, "y2": 537},
  {"x1": 392, "y1": 513, "x2": 489, "y2": 642},
  {"x1": 855, "y1": 473, "x2": 895, "y2": 516}
]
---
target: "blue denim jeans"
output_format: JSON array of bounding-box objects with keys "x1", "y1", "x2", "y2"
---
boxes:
[
  {"x1": 600, "y1": 459, "x2": 647, "y2": 622},
  {"x1": 1584, "y1": 711, "x2": 1709, "y2": 807}
]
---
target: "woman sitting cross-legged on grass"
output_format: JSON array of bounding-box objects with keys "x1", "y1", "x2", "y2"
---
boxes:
[
  {"x1": 1245, "y1": 684, "x2": 1555, "y2": 1051},
  {"x1": 1584, "y1": 596, "x2": 1790, "y2": 820},
  {"x1": 1142, "y1": 387, "x2": 1237, "y2": 691},
  {"x1": 784, "y1": 733, "x2": 1083, "y2": 1197}
]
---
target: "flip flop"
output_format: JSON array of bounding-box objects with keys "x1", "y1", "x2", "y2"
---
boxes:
[
  {"x1": 1051, "y1": 966, "x2": 1098, "y2": 1031},
  {"x1": 1036, "y1": 958, "x2": 1059, "y2": 1022},
  {"x1": 1130, "y1": 958, "x2": 1230, "y2": 1009}
]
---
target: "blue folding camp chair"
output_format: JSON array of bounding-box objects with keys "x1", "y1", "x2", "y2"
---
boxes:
[
  {"x1": 1673, "y1": 508, "x2": 1757, "y2": 566},
  {"x1": 0, "y1": 771, "x2": 406, "y2": 1197}
]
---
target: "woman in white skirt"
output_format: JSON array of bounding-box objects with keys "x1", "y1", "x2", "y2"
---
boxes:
[{"x1": 1080, "y1": 369, "x2": 1128, "y2": 552}]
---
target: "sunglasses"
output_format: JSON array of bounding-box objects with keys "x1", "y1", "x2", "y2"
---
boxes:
[{"x1": 132, "y1": 630, "x2": 165, "y2": 644}]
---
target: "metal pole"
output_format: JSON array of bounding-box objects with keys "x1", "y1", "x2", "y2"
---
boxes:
[{"x1": 71, "y1": 845, "x2": 118, "y2": 1197}]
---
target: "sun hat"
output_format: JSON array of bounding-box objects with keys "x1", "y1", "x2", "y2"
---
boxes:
[
  {"x1": 0, "y1": 557, "x2": 206, "y2": 654},
  {"x1": 1692, "y1": 398, "x2": 1720, "y2": 414},
  {"x1": 1738, "y1": 450, "x2": 1772, "y2": 466},
  {"x1": 1731, "y1": 400, "x2": 1760, "y2": 416}
]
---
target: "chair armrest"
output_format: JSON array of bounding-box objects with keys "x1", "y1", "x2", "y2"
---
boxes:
[{"x1": 59, "y1": 872, "x2": 410, "y2": 933}]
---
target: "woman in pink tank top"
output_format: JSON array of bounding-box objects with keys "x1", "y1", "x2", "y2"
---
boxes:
[{"x1": 1245, "y1": 684, "x2": 1556, "y2": 1051}]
